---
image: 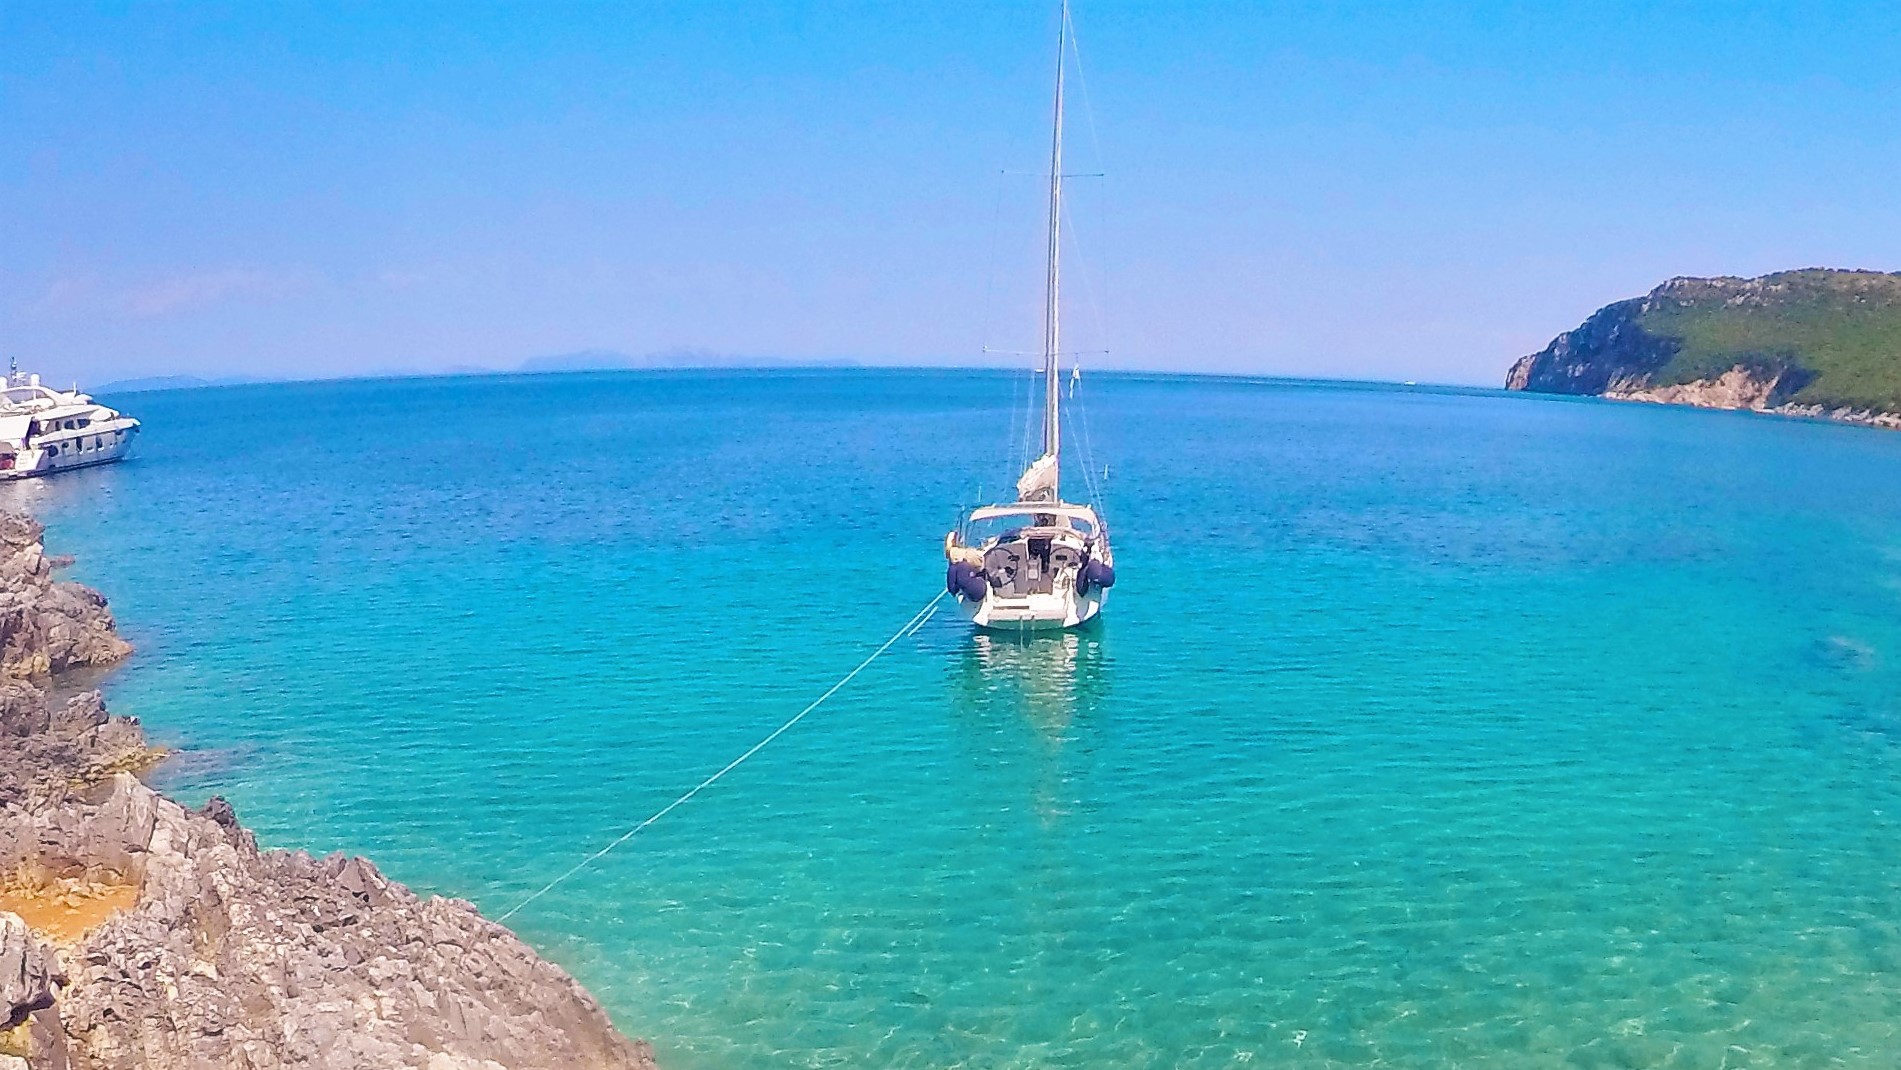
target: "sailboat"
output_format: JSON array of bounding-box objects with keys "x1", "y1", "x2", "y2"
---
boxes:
[{"x1": 943, "y1": 0, "x2": 1115, "y2": 631}]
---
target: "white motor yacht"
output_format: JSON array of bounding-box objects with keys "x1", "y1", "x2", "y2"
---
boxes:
[
  {"x1": 0, "y1": 367, "x2": 142, "y2": 479},
  {"x1": 942, "y1": 0, "x2": 1115, "y2": 631}
]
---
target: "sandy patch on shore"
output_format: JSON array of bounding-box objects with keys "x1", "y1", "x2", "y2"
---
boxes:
[{"x1": 0, "y1": 873, "x2": 140, "y2": 946}]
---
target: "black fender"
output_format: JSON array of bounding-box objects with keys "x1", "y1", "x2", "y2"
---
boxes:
[{"x1": 947, "y1": 561, "x2": 988, "y2": 602}]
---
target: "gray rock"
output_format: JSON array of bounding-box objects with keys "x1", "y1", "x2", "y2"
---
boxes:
[
  {"x1": 25, "y1": 774, "x2": 653, "y2": 1069},
  {"x1": 0, "y1": 515, "x2": 131, "y2": 678},
  {"x1": 1, "y1": 912, "x2": 57, "y2": 1030}
]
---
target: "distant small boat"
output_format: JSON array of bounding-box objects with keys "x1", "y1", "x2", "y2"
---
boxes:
[
  {"x1": 0, "y1": 364, "x2": 141, "y2": 479},
  {"x1": 943, "y1": 0, "x2": 1115, "y2": 632}
]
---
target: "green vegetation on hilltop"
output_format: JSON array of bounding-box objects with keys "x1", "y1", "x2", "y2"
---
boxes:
[{"x1": 1639, "y1": 270, "x2": 1901, "y2": 411}]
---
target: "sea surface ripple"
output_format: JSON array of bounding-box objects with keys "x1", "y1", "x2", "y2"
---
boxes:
[{"x1": 12, "y1": 369, "x2": 1901, "y2": 1068}]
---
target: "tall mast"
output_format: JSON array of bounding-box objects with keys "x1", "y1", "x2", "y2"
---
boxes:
[{"x1": 1039, "y1": 0, "x2": 1068, "y2": 485}]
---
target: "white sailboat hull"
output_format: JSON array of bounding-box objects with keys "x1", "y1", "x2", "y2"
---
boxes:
[{"x1": 957, "y1": 586, "x2": 1105, "y2": 632}]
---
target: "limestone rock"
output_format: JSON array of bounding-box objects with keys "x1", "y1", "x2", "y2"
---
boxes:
[
  {"x1": 23, "y1": 778, "x2": 656, "y2": 1070},
  {"x1": 0, "y1": 690, "x2": 152, "y2": 813},
  {"x1": 0, "y1": 515, "x2": 130, "y2": 679},
  {"x1": 0, "y1": 913, "x2": 57, "y2": 1030}
]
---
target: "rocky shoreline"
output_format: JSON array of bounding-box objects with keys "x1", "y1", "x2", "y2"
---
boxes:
[
  {"x1": 1600, "y1": 366, "x2": 1901, "y2": 430},
  {"x1": 0, "y1": 512, "x2": 656, "y2": 1069},
  {"x1": 1504, "y1": 270, "x2": 1901, "y2": 430}
]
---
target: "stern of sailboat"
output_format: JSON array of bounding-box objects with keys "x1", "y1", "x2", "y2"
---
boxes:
[{"x1": 945, "y1": 503, "x2": 1114, "y2": 631}]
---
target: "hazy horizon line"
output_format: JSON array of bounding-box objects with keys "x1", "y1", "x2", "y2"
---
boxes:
[{"x1": 90, "y1": 360, "x2": 1502, "y2": 397}]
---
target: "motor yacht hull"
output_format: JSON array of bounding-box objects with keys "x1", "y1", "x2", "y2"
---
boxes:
[{"x1": 0, "y1": 421, "x2": 140, "y2": 480}]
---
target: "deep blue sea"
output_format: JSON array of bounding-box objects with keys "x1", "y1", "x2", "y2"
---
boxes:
[{"x1": 11, "y1": 369, "x2": 1901, "y2": 1068}]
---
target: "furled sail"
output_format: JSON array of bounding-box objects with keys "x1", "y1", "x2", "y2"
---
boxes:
[{"x1": 1016, "y1": 453, "x2": 1059, "y2": 503}]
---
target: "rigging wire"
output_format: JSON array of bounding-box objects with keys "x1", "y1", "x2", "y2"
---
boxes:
[
  {"x1": 1005, "y1": 346, "x2": 1029, "y2": 492},
  {"x1": 1058, "y1": 185, "x2": 1111, "y2": 518},
  {"x1": 1067, "y1": 6, "x2": 1108, "y2": 187},
  {"x1": 977, "y1": 168, "x2": 1036, "y2": 490},
  {"x1": 974, "y1": 170, "x2": 1011, "y2": 353},
  {"x1": 1023, "y1": 359, "x2": 1039, "y2": 480},
  {"x1": 496, "y1": 592, "x2": 948, "y2": 923},
  {"x1": 989, "y1": 1, "x2": 1117, "y2": 507},
  {"x1": 1058, "y1": 13, "x2": 1116, "y2": 523}
]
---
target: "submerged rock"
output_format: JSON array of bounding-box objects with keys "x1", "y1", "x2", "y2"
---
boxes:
[{"x1": 0, "y1": 511, "x2": 658, "y2": 1069}]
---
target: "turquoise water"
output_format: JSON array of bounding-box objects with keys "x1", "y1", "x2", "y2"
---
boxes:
[{"x1": 11, "y1": 369, "x2": 1901, "y2": 1068}]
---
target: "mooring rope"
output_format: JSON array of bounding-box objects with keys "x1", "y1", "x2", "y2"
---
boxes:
[{"x1": 497, "y1": 590, "x2": 948, "y2": 922}]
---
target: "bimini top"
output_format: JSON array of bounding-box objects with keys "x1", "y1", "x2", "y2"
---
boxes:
[{"x1": 969, "y1": 502, "x2": 1102, "y2": 531}]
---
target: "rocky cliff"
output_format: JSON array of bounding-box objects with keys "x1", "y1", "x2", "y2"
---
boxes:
[
  {"x1": 0, "y1": 515, "x2": 130, "y2": 679},
  {"x1": 0, "y1": 515, "x2": 656, "y2": 1070},
  {"x1": 1505, "y1": 269, "x2": 1901, "y2": 428}
]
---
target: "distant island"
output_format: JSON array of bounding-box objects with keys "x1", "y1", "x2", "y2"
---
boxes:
[
  {"x1": 92, "y1": 374, "x2": 265, "y2": 395},
  {"x1": 1505, "y1": 269, "x2": 1901, "y2": 429},
  {"x1": 517, "y1": 348, "x2": 864, "y2": 373}
]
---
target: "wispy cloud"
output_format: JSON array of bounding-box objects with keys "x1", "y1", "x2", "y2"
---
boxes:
[
  {"x1": 18, "y1": 267, "x2": 312, "y2": 322},
  {"x1": 119, "y1": 268, "x2": 307, "y2": 317},
  {"x1": 24, "y1": 274, "x2": 100, "y2": 319}
]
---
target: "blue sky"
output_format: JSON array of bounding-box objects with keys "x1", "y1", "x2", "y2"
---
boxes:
[{"x1": 5, "y1": 1, "x2": 1901, "y2": 387}]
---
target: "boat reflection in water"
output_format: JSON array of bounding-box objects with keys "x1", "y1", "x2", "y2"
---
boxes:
[
  {"x1": 0, "y1": 445, "x2": 129, "y2": 516},
  {"x1": 951, "y1": 628, "x2": 1110, "y2": 824},
  {"x1": 960, "y1": 630, "x2": 1106, "y2": 737}
]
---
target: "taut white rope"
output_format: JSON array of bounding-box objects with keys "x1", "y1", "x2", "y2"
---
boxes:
[{"x1": 497, "y1": 591, "x2": 948, "y2": 922}]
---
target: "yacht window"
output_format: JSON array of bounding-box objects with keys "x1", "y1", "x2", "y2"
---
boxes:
[
  {"x1": 45, "y1": 445, "x2": 57, "y2": 457},
  {"x1": 78, "y1": 418, "x2": 90, "y2": 429}
]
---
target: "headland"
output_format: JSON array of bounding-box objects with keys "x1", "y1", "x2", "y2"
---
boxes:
[{"x1": 1505, "y1": 269, "x2": 1901, "y2": 429}]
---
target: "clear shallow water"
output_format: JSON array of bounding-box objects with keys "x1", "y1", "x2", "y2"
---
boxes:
[{"x1": 11, "y1": 369, "x2": 1901, "y2": 1068}]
